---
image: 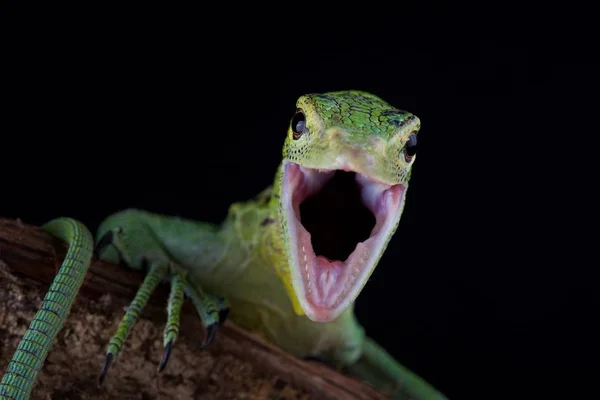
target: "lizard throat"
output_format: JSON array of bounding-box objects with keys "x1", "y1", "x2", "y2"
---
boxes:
[{"x1": 282, "y1": 161, "x2": 405, "y2": 322}]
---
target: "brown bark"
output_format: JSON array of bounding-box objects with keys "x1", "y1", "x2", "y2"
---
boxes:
[{"x1": 0, "y1": 218, "x2": 386, "y2": 400}]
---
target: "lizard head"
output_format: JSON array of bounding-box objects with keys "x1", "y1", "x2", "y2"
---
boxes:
[{"x1": 276, "y1": 90, "x2": 420, "y2": 322}]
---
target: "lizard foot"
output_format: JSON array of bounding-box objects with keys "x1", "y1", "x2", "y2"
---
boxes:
[{"x1": 95, "y1": 228, "x2": 229, "y2": 385}]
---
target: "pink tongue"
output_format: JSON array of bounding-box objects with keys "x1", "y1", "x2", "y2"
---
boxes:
[{"x1": 314, "y1": 256, "x2": 345, "y2": 306}]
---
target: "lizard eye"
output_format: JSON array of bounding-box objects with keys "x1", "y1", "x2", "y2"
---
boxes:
[
  {"x1": 291, "y1": 110, "x2": 306, "y2": 140},
  {"x1": 403, "y1": 133, "x2": 418, "y2": 162}
]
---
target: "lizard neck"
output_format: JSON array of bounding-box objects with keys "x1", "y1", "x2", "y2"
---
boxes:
[{"x1": 214, "y1": 162, "x2": 301, "y2": 306}]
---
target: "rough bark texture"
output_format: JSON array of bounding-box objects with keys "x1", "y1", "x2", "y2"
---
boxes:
[{"x1": 0, "y1": 218, "x2": 386, "y2": 400}]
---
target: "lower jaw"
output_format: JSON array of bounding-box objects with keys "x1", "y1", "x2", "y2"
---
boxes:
[{"x1": 303, "y1": 303, "x2": 343, "y2": 322}]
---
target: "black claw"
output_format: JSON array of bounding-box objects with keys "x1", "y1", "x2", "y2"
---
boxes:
[
  {"x1": 98, "y1": 353, "x2": 113, "y2": 386},
  {"x1": 202, "y1": 324, "x2": 218, "y2": 348},
  {"x1": 158, "y1": 340, "x2": 173, "y2": 372},
  {"x1": 94, "y1": 230, "x2": 114, "y2": 259},
  {"x1": 218, "y1": 308, "x2": 230, "y2": 325}
]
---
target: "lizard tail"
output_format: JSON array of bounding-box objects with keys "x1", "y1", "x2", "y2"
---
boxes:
[
  {"x1": 345, "y1": 336, "x2": 449, "y2": 400},
  {"x1": 0, "y1": 218, "x2": 94, "y2": 400}
]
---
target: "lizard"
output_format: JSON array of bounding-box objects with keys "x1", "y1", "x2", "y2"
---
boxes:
[{"x1": 0, "y1": 90, "x2": 448, "y2": 400}]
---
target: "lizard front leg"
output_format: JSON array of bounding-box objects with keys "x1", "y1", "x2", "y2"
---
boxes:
[{"x1": 93, "y1": 209, "x2": 230, "y2": 383}]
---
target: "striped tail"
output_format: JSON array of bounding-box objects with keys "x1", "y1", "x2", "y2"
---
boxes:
[{"x1": 0, "y1": 218, "x2": 94, "y2": 400}]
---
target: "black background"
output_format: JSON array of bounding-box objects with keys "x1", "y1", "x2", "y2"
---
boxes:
[{"x1": 2, "y1": 3, "x2": 597, "y2": 399}]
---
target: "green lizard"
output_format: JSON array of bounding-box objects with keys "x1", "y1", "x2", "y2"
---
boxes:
[{"x1": 0, "y1": 91, "x2": 448, "y2": 400}]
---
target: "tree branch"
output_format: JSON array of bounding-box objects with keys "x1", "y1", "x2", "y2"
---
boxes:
[{"x1": 0, "y1": 218, "x2": 386, "y2": 400}]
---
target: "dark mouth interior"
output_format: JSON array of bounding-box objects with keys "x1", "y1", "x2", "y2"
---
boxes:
[{"x1": 299, "y1": 171, "x2": 376, "y2": 261}]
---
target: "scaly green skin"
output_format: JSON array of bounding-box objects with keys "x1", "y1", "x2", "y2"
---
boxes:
[
  {"x1": 0, "y1": 91, "x2": 448, "y2": 400},
  {"x1": 0, "y1": 218, "x2": 93, "y2": 400}
]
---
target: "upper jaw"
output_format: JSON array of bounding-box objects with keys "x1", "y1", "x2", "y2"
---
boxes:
[{"x1": 282, "y1": 160, "x2": 406, "y2": 322}]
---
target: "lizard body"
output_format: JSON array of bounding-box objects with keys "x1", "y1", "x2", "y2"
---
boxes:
[{"x1": 0, "y1": 91, "x2": 448, "y2": 400}]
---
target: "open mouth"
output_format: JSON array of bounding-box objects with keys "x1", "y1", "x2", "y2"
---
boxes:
[{"x1": 283, "y1": 161, "x2": 405, "y2": 321}]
